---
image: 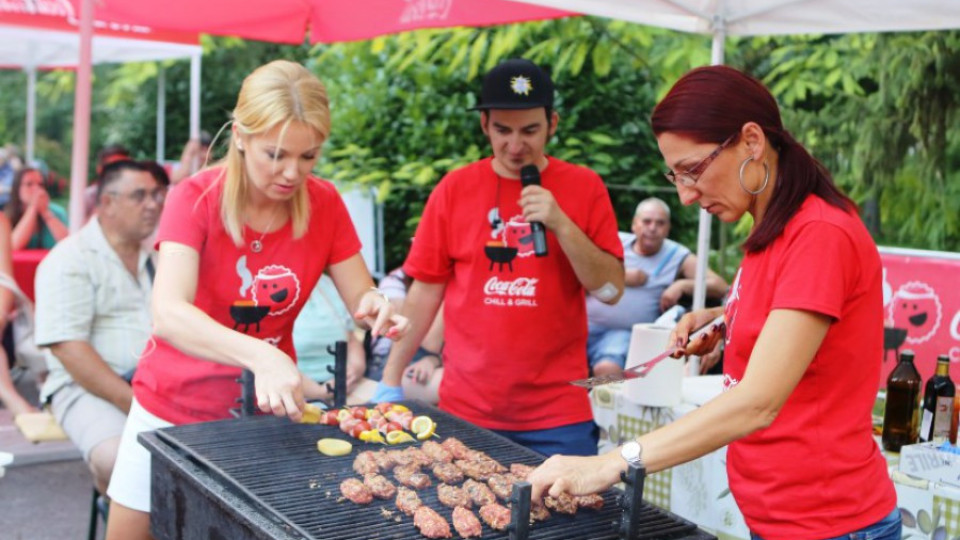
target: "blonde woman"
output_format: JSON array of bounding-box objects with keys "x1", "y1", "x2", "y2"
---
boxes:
[{"x1": 105, "y1": 60, "x2": 408, "y2": 540}]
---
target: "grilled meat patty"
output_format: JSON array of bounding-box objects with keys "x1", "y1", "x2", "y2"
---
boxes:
[
  {"x1": 487, "y1": 473, "x2": 515, "y2": 502},
  {"x1": 437, "y1": 483, "x2": 472, "y2": 509},
  {"x1": 396, "y1": 486, "x2": 422, "y2": 516},
  {"x1": 463, "y1": 478, "x2": 497, "y2": 507},
  {"x1": 431, "y1": 462, "x2": 464, "y2": 485},
  {"x1": 339, "y1": 478, "x2": 373, "y2": 505},
  {"x1": 394, "y1": 464, "x2": 432, "y2": 490},
  {"x1": 452, "y1": 506, "x2": 482, "y2": 538},
  {"x1": 421, "y1": 440, "x2": 454, "y2": 463},
  {"x1": 352, "y1": 451, "x2": 379, "y2": 476},
  {"x1": 479, "y1": 502, "x2": 511, "y2": 531},
  {"x1": 413, "y1": 505, "x2": 452, "y2": 539},
  {"x1": 362, "y1": 473, "x2": 396, "y2": 500}
]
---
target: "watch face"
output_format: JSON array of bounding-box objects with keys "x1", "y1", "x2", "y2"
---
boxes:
[{"x1": 621, "y1": 441, "x2": 642, "y2": 463}]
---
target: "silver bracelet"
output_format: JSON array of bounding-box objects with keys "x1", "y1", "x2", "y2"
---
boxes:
[{"x1": 369, "y1": 286, "x2": 390, "y2": 306}]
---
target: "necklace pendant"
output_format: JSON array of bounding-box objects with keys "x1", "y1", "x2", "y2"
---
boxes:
[{"x1": 250, "y1": 240, "x2": 263, "y2": 253}]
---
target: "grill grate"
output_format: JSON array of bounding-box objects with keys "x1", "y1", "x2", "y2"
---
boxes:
[{"x1": 142, "y1": 401, "x2": 714, "y2": 540}]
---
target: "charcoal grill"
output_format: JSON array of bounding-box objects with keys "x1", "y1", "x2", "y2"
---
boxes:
[{"x1": 140, "y1": 401, "x2": 715, "y2": 540}]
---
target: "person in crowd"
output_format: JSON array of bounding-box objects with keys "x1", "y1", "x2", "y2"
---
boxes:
[
  {"x1": 368, "y1": 266, "x2": 445, "y2": 404},
  {"x1": 293, "y1": 274, "x2": 376, "y2": 403},
  {"x1": 0, "y1": 146, "x2": 23, "y2": 209},
  {"x1": 6, "y1": 167, "x2": 69, "y2": 250},
  {"x1": 528, "y1": 65, "x2": 899, "y2": 540},
  {"x1": 169, "y1": 131, "x2": 213, "y2": 186},
  {"x1": 34, "y1": 160, "x2": 162, "y2": 496},
  {"x1": 0, "y1": 212, "x2": 39, "y2": 417},
  {"x1": 84, "y1": 144, "x2": 132, "y2": 219},
  {"x1": 104, "y1": 60, "x2": 408, "y2": 540},
  {"x1": 375, "y1": 58, "x2": 624, "y2": 457},
  {"x1": 586, "y1": 196, "x2": 727, "y2": 376}
]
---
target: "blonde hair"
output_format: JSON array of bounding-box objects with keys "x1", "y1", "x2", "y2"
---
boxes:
[{"x1": 219, "y1": 60, "x2": 331, "y2": 245}]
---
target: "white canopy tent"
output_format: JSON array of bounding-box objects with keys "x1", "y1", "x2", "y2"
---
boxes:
[
  {"x1": 1, "y1": 2, "x2": 202, "y2": 231},
  {"x1": 510, "y1": 0, "x2": 960, "y2": 310}
]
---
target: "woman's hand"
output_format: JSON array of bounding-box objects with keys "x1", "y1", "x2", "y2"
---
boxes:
[
  {"x1": 668, "y1": 307, "x2": 725, "y2": 358},
  {"x1": 251, "y1": 350, "x2": 305, "y2": 422},
  {"x1": 354, "y1": 289, "x2": 410, "y2": 339},
  {"x1": 404, "y1": 355, "x2": 439, "y2": 385},
  {"x1": 528, "y1": 452, "x2": 623, "y2": 501},
  {"x1": 32, "y1": 188, "x2": 50, "y2": 212}
]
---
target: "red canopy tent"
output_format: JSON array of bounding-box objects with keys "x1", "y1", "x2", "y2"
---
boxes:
[
  {"x1": 95, "y1": 0, "x2": 575, "y2": 44},
  {"x1": 3, "y1": 0, "x2": 576, "y2": 230}
]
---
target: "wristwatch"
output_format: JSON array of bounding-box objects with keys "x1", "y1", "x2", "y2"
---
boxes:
[{"x1": 620, "y1": 440, "x2": 644, "y2": 467}]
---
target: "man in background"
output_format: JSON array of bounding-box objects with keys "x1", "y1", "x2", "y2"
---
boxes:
[
  {"x1": 586, "y1": 197, "x2": 727, "y2": 376},
  {"x1": 35, "y1": 160, "x2": 163, "y2": 495}
]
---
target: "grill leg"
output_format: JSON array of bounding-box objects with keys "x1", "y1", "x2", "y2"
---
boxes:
[
  {"x1": 618, "y1": 463, "x2": 646, "y2": 540},
  {"x1": 508, "y1": 481, "x2": 531, "y2": 540}
]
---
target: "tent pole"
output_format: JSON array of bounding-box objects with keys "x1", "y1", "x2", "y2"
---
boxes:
[
  {"x1": 189, "y1": 52, "x2": 201, "y2": 140},
  {"x1": 691, "y1": 20, "x2": 727, "y2": 313},
  {"x1": 67, "y1": 0, "x2": 94, "y2": 232},
  {"x1": 25, "y1": 66, "x2": 36, "y2": 164},
  {"x1": 157, "y1": 65, "x2": 166, "y2": 162}
]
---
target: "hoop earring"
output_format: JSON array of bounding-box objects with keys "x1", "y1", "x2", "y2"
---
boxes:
[{"x1": 738, "y1": 156, "x2": 770, "y2": 196}]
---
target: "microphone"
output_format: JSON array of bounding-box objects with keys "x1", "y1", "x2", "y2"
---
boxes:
[{"x1": 520, "y1": 164, "x2": 548, "y2": 257}]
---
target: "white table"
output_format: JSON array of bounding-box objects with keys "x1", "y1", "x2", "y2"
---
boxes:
[{"x1": 590, "y1": 377, "x2": 960, "y2": 539}]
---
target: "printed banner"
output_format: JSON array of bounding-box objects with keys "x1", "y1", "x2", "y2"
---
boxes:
[{"x1": 880, "y1": 247, "x2": 960, "y2": 386}]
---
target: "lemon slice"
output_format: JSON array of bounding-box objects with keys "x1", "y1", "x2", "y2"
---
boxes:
[
  {"x1": 386, "y1": 431, "x2": 415, "y2": 445},
  {"x1": 365, "y1": 430, "x2": 385, "y2": 444},
  {"x1": 410, "y1": 415, "x2": 432, "y2": 433},
  {"x1": 390, "y1": 404, "x2": 410, "y2": 413},
  {"x1": 415, "y1": 421, "x2": 436, "y2": 441},
  {"x1": 300, "y1": 403, "x2": 323, "y2": 424},
  {"x1": 317, "y1": 438, "x2": 353, "y2": 456}
]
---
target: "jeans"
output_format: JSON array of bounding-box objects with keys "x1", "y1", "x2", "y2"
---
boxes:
[
  {"x1": 492, "y1": 420, "x2": 599, "y2": 457},
  {"x1": 586, "y1": 323, "x2": 631, "y2": 370},
  {"x1": 750, "y1": 508, "x2": 901, "y2": 540}
]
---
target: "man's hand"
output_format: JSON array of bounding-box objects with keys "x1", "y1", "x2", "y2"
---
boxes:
[
  {"x1": 659, "y1": 281, "x2": 684, "y2": 312},
  {"x1": 625, "y1": 268, "x2": 648, "y2": 287},
  {"x1": 519, "y1": 185, "x2": 568, "y2": 232}
]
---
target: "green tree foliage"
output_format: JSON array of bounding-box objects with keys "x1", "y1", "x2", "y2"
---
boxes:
[{"x1": 1, "y1": 22, "x2": 956, "y2": 270}]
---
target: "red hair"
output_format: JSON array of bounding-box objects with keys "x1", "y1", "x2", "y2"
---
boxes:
[{"x1": 650, "y1": 66, "x2": 854, "y2": 253}]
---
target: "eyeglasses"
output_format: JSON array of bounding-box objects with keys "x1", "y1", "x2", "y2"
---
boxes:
[
  {"x1": 664, "y1": 134, "x2": 736, "y2": 187},
  {"x1": 108, "y1": 187, "x2": 167, "y2": 205}
]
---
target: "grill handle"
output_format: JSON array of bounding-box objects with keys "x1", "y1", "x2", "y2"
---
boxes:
[
  {"x1": 325, "y1": 340, "x2": 348, "y2": 409},
  {"x1": 508, "y1": 481, "x2": 531, "y2": 540},
  {"x1": 239, "y1": 369, "x2": 256, "y2": 417},
  {"x1": 618, "y1": 463, "x2": 646, "y2": 540}
]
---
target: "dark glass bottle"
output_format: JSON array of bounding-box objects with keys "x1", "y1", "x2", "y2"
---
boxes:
[
  {"x1": 920, "y1": 354, "x2": 956, "y2": 444},
  {"x1": 882, "y1": 350, "x2": 922, "y2": 452}
]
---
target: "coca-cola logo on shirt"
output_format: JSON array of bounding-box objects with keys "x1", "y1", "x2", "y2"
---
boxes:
[{"x1": 483, "y1": 276, "x2": 538, "y2": 297}]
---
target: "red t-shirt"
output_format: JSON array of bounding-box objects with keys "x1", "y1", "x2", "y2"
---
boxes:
[
  {"x1": 404, "y1": 157, "x2": 623, "y2": 431},
  {"x1": 722, "y1": 195, "x2": 896, "y2": 538},
  {"x1": 134, "y1": 168, "x2": 361, "y2": 424}
]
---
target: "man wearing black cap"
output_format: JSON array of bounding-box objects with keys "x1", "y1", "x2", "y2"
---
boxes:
[{"x1": 375, "y1": 58, "x2": 624, "y2": 456}]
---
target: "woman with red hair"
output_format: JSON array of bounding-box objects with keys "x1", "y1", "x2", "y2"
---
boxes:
[{"x1": 529, "y1": 65, "x2": 899, "y2": 540}]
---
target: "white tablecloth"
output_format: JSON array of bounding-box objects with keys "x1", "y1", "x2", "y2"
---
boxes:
[{"x1": 590, "y1": 376, "x2": 960, "y2": 540}]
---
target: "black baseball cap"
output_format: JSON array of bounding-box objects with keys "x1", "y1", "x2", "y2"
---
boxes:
[{"x1": 472, "y1": 58, "x2": 554, "y2": 111}]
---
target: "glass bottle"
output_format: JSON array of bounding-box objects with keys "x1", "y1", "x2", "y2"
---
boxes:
[
  {"x1": 882, "y1": 350, "x2": 922, "y2": 452},
  {"x1": 920, "y1": 354, "x2": 956, "y2": 444}
]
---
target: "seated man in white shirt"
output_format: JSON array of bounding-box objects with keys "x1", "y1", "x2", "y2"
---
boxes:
[
  {"x1": 35, "y1": 160, "x2": 163, "y2": 495},
  {"x1": 586, "y1": 197, "x2": 727, "y2": 377}
]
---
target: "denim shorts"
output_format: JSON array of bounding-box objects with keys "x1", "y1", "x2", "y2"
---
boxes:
[
  {"x1": 750, "y1": 508, "x2": 901, "y2": 540},
  {"x1": 586, "y1": 323, "x2": 631, "y2": 369}
]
